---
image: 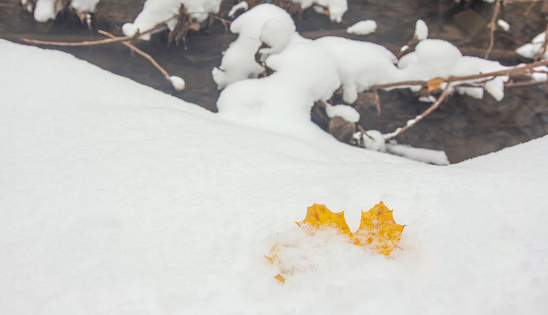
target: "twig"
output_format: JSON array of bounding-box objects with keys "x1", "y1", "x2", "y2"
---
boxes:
[
  {"x1": 209, "y1": 13, "x2": 232, "y2": 33},
  {"x1": 396, "y1": 37, "x2": 418, "y2": 59},
  {"x1": 373, "y1": 90, "x2": 381, "y2": 115},
  {"x1": 21, "y1": 34, "x2": 137, "y2": 46},
  {"x1": 384, "y1": 83, "x2": 452, "y2": 141},
  {"x1": 97, "y1": 30, "x2": 180, "y2": 90},
  {"x1": 357, "y1": 125, "x2": 375, "y2": 140},
  {"x1": 524, "y1": 1, "x2": 537, "y2": 16},
  {"x1": 485, "y1": 0, "x2": 501, "y2": 59}
]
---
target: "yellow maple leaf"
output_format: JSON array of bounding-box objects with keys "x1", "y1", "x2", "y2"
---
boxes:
[
  {"x1": 296, "y1": 203, "x2": 351, "y2": 236},
  {"x1": 269, "y1": 202, "x2": 405, "y2": 283},
  {"x1": 353, "y1": 202, "x2": 405, "y2": 256}
]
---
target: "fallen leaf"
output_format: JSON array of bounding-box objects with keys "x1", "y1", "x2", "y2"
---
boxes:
[
  {"x1": 353, "y1": 202, "x2": 405, "y2": 256},
  {"x1": 268, "y1": 202, "x2": 405, "y2": 283},
  {"x1": 296, "y1": 203, "x2": 351, "y2": 236}
]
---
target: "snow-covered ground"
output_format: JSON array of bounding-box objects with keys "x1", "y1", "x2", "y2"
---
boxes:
[{"x1": 1, "y1": 39, "x2": 548, "y2": 314}]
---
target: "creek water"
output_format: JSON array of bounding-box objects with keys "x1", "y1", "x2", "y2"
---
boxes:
[{"x1": 1, "y1": 0, "x2": 547, "y2": 163}]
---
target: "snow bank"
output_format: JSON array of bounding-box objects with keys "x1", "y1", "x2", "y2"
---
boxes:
[{"x1": 2, "y1": 38, "x2": 548, "y2": 315}]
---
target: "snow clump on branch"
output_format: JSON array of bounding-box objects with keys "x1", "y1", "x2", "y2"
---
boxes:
[
  {"x1": 22, "y1": 0, "x2": 100, "y2": 22},
  {"x1": 215, "y1": 5, "x2": 512, "y2": 137},
  {"x1": 398, "y1": 39, "x2": 508, "y2": 101},
  {"x1": 212, "y1": 4, "x2": 304, "y2": 90},
  {"x1": 517, "y1": 32, "x2": 548, "y2": 60},
  {"x1": 346, "y1": 20, "x2": 377, "y2": 36},
  {"x1": 122, "y1": 0, "x2": 223, "y2": 40}
]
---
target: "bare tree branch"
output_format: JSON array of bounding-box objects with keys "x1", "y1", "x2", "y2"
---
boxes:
[
  {"x1": 20, "y1": 17, "x2": 175, "y2": 47},
  {"x1": 370, "y1": 59, "x2": 548, "y2": 92},
  {"x1": 97, "y1": 30, "x2": 183, "y2": 91},
  {"x1": 384, "y1": 83, "x2": 452, "y2": 141}
]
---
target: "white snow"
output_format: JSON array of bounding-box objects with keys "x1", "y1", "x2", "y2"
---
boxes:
[
  {"x1": 228, "y1": 0, "x2": 248, "y2": 17},
  {"x1": 215, "y1": 5, "x2": 515, "y2": 115},
  {"x1": 386, "y1": 144, "x2": 449, "y2": 166},
  {"x1": 217, "y1": 39, "x2": 340, "y2": 134},
  {"x1": 70, "y1": 0, "x2": 101, "y2": 14},
  {"x1": 289, "y1": 0, "x2": 347, "y2": 23},
  {"x1": 361, "y1": 129, "x2": 386, "y2": 152},
  {"x1": 122, "y1": 0, "x2": 223, "y2": 40},
  {"x1": 497, "y1": 19, "x2": 510, "y2": 32},
  {"x1": 325, "y1": 103, "x2": 360, "y2": 122},
  {"x1": 517, "y1": 32, "x2": 548, "y2": 60},
  {"x1": 27, "y1": 0, "x2": 101, "y2": 22},
  {"x1": 2, "y1": 27, "x2": 548, "y2": 315},
  {"x1": 398, "y1": 39, "x2": 509, "y2": 101},
  {"x1": 314, "y1": 36, "x2": 402, "y2": 103},
  {"x1": 169, "y1": 75, "x2": 186, "y2": 90},
  {"x1": 414, "y1": 19, "x2": 428, "y2": 40},
  {"x1": 33, "y1": 0, "x2": 59, "y2": 22},
  {"x1": 212, "y1": 4, "x2": 301, "y2": 89},
  {"x1": 346, "y1": 20, "x2": 377, "y2": 35}
]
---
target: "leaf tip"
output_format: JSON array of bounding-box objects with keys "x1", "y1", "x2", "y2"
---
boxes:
[{"x1": 274, "y1": 274, "x2": 285, "y2": 284}]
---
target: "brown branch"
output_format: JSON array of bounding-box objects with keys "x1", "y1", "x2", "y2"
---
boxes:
[
  {"x1": 371, "y1": 80, "x2": 427, "y2": 90},
  {"x1": 357, "y1": 125, "x2": 375, "y2": 140},
  {"x1": 384, "y1": 83, "x2": 452, "y2": 141},
  {"x1": 505, "y1": 80, "x2": 548, "y2": 88},
  {"x1": 446, "y1": 59, "x2": 548, "y2": 82},
  {"x1": 485, "y1": 0, "x2": 501, "y2": 59},
  {"x1": 97, "y1": 30, "x2": 183, "y2": 90},
  {"x1": 396, "y1": 37, "x2": 418, "y2": 59},
  {"x1": 373, "y1": 90, "x2": 381, "y2": 115},
  {"x1": 21, "y1": 34, "x2": 137, "y2": 46},
  {"x1": 20, "y1": 17, "x2": 173, "y2": 47},
  {"x1": 208, "y1": 13, "x2": 232, "y2": 33},
  {"x1": 370, "y1": 59, "x2": 548, "y2": 92}
]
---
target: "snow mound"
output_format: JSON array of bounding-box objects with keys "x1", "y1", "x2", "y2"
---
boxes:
[{"x1": 1, "y1": 38, "x2": 548, "y2": 315}]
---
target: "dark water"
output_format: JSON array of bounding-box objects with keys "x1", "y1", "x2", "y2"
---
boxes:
[{"x1": 1, "y1": 0, "x2": 547, "y2": 162}]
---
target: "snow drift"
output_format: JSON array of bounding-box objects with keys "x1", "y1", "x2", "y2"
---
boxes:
[{"x1": 1, "y1": 38, "x2": 548, "y2": 315}]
